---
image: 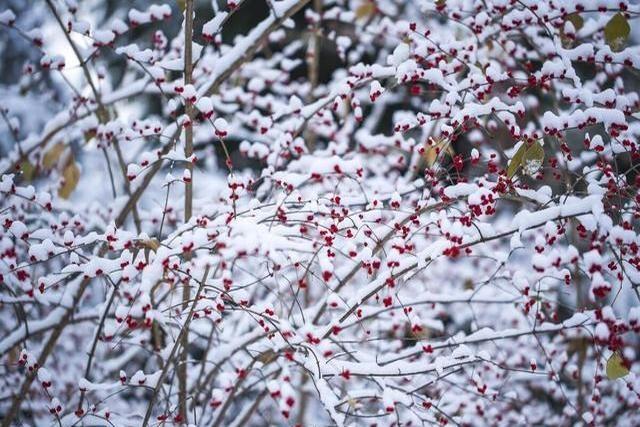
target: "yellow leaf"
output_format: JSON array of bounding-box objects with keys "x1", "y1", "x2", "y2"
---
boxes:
[
  {"x1": 42, "y1": 143, "x2": 65, "y2": 170},
  {"x1": 355, "y1": 1, "x2": 376, "y2": 20},
  {"x1": 604, "y1": 13, "x2": 630, "y2": 52},
  {"x1": 177, "y1": 0, "x2": 186, "y2": 12},
  {"x1": 606, "y1": 352, "x2": 630, "y2": 380},
  {"x1": 58, "y1": 158, "x2": 80, "y2": 199}
]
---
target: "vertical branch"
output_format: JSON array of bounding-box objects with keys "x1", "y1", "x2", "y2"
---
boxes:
[
  {"x1": 299, "y1": 1, "x2": 321, "y2": 410},
  {"x1": 304, "y1": 0, "x2": 322, "y2": 152},
  {"x1": 179, "y1": 0, "x2": 195, "y2": 423},
  {"x1": 183, "y1": 1, "x2": 195, "y2": 224}
]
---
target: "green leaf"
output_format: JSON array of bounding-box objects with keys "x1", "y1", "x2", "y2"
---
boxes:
[
  {"x1": 606, "y1": 352, "x2": 630, "y2": 380},
  {"x1": 507, "y1": 141, "x2": 544, "y2": 178},
  {"x1": 561, "y1": 13, "x2": 584, "y2": 47},
  {"x1": 522, "y1": 141, "x2": 544, "y2": 176},
  {"x1": 507, "y1": 143, "x2": 526, "y2": 178},
  {"x1": 604, "y1": 13, "x2": 630, "y2": 52},
  {"x1": 20, "y1": 160, "x2": 36, "y2": 182},
  {"x1": 566, "y1": 13, "x2": 584, "y2": 31}
]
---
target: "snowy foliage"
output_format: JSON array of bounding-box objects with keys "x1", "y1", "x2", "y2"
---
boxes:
[{"x1": 1, "y1": 0, "x2": 640, "y2": 426}]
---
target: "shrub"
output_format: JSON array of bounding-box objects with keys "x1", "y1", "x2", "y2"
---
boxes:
[{"x1": 1, "y1": 0, "x2": 639, "y2": 425}]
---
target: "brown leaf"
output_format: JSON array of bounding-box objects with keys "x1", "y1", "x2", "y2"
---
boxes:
[
  {"x1": 42, "y1": 143, "x2": 65, "y2": 170},
  {"x1": 566, "y1": 337, "x2": 588, "y2": 358},
  {"x1": 58, "y1": 157, "x2": 80, "y2": 199},
  {"x1": 83, "y1": 129, "x2": 97, "y2": 144},
  {"x1": 355, "y1": 1, "x2": 376, "y2": 20},
  {"x1": 256, "y1": 349, "x2": 277, "y2": 364},
  {"x1": 140, "y1": 238, "x2": 160, "y2": 252},
  {"x1": 463, "y1": 278, "x2": 474, "y2": 290},
  {"x1": 423, "y1": 138, "x2": 455, "y2": 167},
  {"x1": 7, "y1": 346, "x2": 19, "y2": 366}
]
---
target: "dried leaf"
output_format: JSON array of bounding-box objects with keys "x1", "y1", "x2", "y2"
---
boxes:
[
  {"x1": 423, "y1": 138, "x2": 455, "y2": 167},
  {"x1": 355, "y1": 1, "x2": 376, "y2": 20},
  {"x1": 606, "y1": 352, "x2": 630, "y2": 380},
  {"x1": 463, "y1": 278, "x2": 474, "y2": 290},
  {"x1": 42, "y1": 143, "x2": 65, "y2": 170},
  {"x1": 255, "y1": 349, "x2": 277, "y2": 364},
  {"x1": 604, "y1": 13, "x2": 630, "y2": 52},
  {"x1": 409, "y1": 326, "x2": 431, "y2": 341},
  {"x1": 140, "y1": 238, "x2": 160, "y2": 252},
  {"x1": 566, "y1": 337, "x2": 588, "y2": 357},
  {"x1": 84, "y1": 129, "x2": 97, "y2": 144},
  {"x1": 7, "y1": 346, "x2": 19, "y2": 366},
  {"x1": 96, "y1": 106, "x2": 110, "y2": 123},
  {"x1": 58, "y1": 158, "x2": 80, "y2": 199}
]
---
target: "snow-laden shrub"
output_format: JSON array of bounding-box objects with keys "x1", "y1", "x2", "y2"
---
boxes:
[{"x1": 1, "y1": 0, "x2": 640, "y2": 425}]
